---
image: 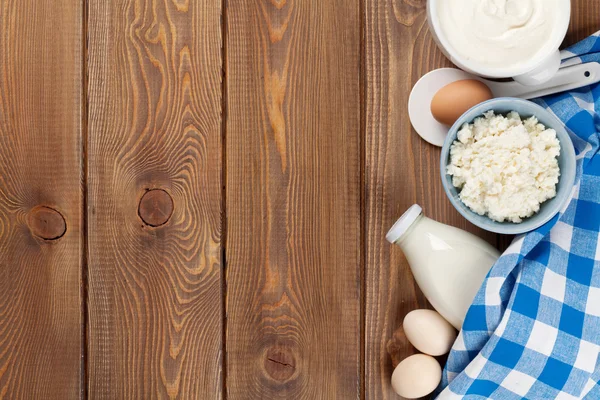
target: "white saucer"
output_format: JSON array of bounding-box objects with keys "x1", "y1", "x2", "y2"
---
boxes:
[{"x1": 408, "y1": 68, "x2": 477, "y2": 147}]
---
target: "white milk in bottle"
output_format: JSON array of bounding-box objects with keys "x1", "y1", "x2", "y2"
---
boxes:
[{"x1": 387, "y1": 205, "x2": 500, "y2": 329}]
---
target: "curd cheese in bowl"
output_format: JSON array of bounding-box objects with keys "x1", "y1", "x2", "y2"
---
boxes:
[
  {"x1": 447, "y1": 110, "x2": 560, "y2": 223},
  {"x1": 440, "y1": 98, "x2": 576, "y2": 235}
]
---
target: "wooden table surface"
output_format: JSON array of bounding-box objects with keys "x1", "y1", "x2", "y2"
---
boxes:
[{"x1": 0, "y1": 0, "x2": 597, "y2": 398}]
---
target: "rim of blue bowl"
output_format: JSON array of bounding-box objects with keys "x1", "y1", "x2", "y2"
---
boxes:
[{"x1": 440, "y1": 97, "x2": 577, "y2": 235}]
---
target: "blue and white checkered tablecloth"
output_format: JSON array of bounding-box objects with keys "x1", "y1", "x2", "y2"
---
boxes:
[{"x1": 438, "y1": 32, "x2": 600, "y2": 399}]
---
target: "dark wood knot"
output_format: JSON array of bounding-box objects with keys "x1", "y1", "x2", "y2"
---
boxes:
[
  {"x1": 138, "y1": 189, "x2": 174, "y2": 227},
  {"x1": 387, "y1": 325, "x2": 413, "y2": 368},
  {"x1": 264, "y1": 347, "x2": 296, "y2": 382},
  {"x1": 28, "y1": 206, "x2": 66, "y2": 240}
]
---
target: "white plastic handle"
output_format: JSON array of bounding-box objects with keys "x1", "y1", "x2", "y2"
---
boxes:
[
  {"x1": 512, "y1": 50, "x2": 562, "y2": 86},
  {"x1": 484, "y1": 62, "x2": 600, "y2": 99}
]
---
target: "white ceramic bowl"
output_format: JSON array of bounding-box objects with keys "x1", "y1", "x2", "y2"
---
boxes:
[{"x1": 427, "y1": 0, "x2": 571, "y2": 85}]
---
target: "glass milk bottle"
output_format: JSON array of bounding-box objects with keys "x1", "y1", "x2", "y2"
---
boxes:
[{"x1": 387, "y1": 205, "x2": 500, "y2": 329}]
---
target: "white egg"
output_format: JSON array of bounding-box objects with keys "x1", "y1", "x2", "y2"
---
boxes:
[
  {"x1": 391, "y1": 354, "x2": 442, "y2": 399},
  {"x1": 403, "y1": 309, "x2": 457, "y2": 356}
]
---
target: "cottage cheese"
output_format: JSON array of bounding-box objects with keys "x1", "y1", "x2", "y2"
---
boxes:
[{"x1": 447, "y1": 111, "x2": 560, "y2": 223}]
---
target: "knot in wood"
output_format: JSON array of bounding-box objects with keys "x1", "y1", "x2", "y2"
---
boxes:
[
  {"x1": 138, "y1": 189, "x2": 174, "y2": 227},
  {"x1": 28, "y1": 206, "x2": 66, "y2": 240},
  {"x1": 264, "y1": 347, "x2": 296, "y2": 382}
]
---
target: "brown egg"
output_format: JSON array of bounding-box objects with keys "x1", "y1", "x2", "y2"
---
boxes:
[{"x1": 431, "y1": 79, "x2": 493, "y2": 126}]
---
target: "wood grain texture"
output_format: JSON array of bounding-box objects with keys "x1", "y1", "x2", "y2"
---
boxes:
[
  {"x1": 364, "y1": 1, "x2": 493, "y2": 397},
  {"x1": 364, "y1": 1, "x2": 600, "y2": 399},
  {"x1": 87, "y1": 0, "x2": 223, "y2": 398},
  {"x1": 225, "y1": 0, "x2": 361, "y2": 398},
  {"x1": 567, "y1": 0, "x2": 600, "y2": 45},
  {"x1": 0, "y1": 0, "x2": 83, "y2": 398}
]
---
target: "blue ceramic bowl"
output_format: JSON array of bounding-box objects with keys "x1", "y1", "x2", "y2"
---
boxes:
[{"x1": 440, "y1": 98, "x2": 576, "y2": 235}]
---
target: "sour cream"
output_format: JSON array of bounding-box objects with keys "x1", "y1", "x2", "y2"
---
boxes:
[{"x1": 435, "y1": 0, "x2": 565, "y2": 71}]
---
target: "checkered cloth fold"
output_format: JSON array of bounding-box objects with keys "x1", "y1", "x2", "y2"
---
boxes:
[{"x1": 438, "y1": 32, "x2": 600, "y2": 399}]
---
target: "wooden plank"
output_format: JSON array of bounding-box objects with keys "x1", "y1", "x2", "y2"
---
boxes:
[
  {"x1": 364, "y1": 1, "x2": 600, "y2": 399},
  {"x1": 87, "y1": 0, "x2": 223, "y2": 397},
  {"x1": 225, "y1": 0, "x2": 361, "y2": 398},
  {"x1": 364, "y1": 2, "x2": 498, "y2": 396},
  {"x1": 0, "y1": 0, "x2": 83, "y2": 398},
  {"x1": 363, "y1": 2, "x2": 499, "y2": 400},
  {"x1": 567, "y1": 1, "x2": 600, "y2": 45}
]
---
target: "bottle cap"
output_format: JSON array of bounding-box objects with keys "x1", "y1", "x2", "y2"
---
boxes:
[{"x1": 386, "y1": 204, "x2": 423, "y2": 244}]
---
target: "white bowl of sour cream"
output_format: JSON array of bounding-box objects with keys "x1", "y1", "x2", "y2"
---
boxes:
[{"x1": 427, "y1": 0, "x2": 571, "y2": 85}]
